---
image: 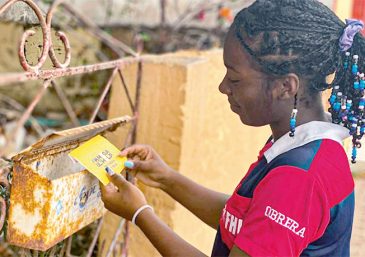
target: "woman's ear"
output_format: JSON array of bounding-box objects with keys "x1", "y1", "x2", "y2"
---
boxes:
[{"x1": 270, "y1": 73, "x2": 300, "y2": 101}]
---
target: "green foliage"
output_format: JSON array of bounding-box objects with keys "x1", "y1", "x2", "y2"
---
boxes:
[
  {"x1": 40, "y1": 0, "x2": 53, "y2": 4},
  {"x1": 139, "y1": 32, "x2": 151, "y2": 42}
]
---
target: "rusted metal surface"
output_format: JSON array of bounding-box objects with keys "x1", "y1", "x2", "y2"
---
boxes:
[
  {"x1": 1, "y1": 79, "x2": 52, "y2": 157},
  {"x1": 0, "y1": 0, "x2": 72, "y2": 73},
  {"x1": 118, "y1": 69, "x2": 135, "y2": 113},
  {"x1": 13, "y1": 116, "x2": 132, "y2": 162},
  {"x1": 7, "y1": 117, "x2": 131, "y2": 251},
  {"x1": 0, "y1": 58, "x2": 138, "y2": 87},
  {"x1": 8, "y1": 163, "x2": 54, "y2": 250},
  {"x1": 89, "y1": 67, "x2": 119, "y2": 124}
]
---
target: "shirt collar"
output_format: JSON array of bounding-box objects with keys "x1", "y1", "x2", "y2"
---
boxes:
[{"x1": 264, "y1": 121, "x2": 350, "y2": 163}]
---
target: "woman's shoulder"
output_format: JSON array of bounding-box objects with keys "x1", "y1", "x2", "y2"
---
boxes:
[
  {"x1": 267, "y1": 139, "x2": 344, "y2": 172},
  {"x1": 267, "y1": 139, "x2": 354, "y2": 206}
]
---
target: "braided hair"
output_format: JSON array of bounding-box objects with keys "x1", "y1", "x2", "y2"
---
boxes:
[{"x1": 233, "y1": 0, "x2": 365, "y2": 163}]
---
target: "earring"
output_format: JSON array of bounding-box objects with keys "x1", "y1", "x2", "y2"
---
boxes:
[{"x1": 289, "y1": 94, "x2": 298, "y2": 137}]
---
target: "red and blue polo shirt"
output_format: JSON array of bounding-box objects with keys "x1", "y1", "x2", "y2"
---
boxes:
[{"x1": 211, "y1": 121, "x2": 355, "y2": 257}]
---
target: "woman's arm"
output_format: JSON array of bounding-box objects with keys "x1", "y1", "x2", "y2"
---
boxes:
[
  {"x1": 101, "y1": 174, "x2": 249, "y2": 257},
  {"x1": 160, "y1": 170, "x2": 229, "y2": 229},
  {"x1": 136, "y1": 209, "x2": 251, "y2": 257},
  {"x1": 121, "y1": 145, "x2": 229, "y2": 229},
  {"x1": 136, "y1": 208, "x2": 207, "y2": 257}
]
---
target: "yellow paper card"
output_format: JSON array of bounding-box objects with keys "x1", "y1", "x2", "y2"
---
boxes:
[{"x1": 69, "y1": 135, "x2": 127, "y2": 185}]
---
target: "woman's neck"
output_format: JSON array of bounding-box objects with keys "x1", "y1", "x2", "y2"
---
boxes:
[{"x1": 270, "y1": 105, "x2": 328, "y2": 142}]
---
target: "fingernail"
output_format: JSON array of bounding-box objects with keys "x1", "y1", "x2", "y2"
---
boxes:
[
  {"x1": 105, "y1": 166, "x2": 115, "y2": 176},
  {"x1": 124, "y1": 161, "x2": 134, "y2": 169}
]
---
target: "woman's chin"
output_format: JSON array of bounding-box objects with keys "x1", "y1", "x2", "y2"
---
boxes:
[{"x1": 238, "y1": 114, "x2": 266, "y2": 127}]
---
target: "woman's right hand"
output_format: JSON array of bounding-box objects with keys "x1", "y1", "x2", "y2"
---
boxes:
[{"x1": 120, "y1": 145, "x2": 172, "y2": 189}]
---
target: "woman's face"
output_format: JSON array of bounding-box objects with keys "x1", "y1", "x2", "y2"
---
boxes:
[{"x1": 219, "y1": 31, "x2": 276, "y2": 127}]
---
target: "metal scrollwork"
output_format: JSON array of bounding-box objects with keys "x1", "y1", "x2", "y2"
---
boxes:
[{"x1": 0, "y1": 0, "x2": 71, "y2": 72}]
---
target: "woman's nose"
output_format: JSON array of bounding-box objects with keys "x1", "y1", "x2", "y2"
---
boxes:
[{"x1": 219, "y1": 79, "x2": 232, "y2": 95}]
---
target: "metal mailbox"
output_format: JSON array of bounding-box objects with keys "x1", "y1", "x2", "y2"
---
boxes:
[{"x1": 7, "y1": 116, "x2": 131, "y2": 251}]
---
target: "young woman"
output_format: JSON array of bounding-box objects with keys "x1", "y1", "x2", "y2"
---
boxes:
[{"x1": 101, "y1": 0, "x2": 364, "y2": 256}]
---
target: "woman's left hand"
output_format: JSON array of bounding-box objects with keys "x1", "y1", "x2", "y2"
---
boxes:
[{"x1": 100, "y1": 173, "x2": 147, "y2": 221}]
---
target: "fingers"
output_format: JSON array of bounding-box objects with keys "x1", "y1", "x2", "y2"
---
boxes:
[
  {"x1": 100, "y1": 181, "x2": 117, "y2": 197},
  {"x1": 124, "y1": 160, "x2": 135, "y2": 169},
  {"x1": 120, "y1": 144, "x2": 150, "y2": 159},
  {"x1": 124, "y1": 159, "x2": 148, "y2": 171},
  {"x1": 128, "y1": 169, "x2": 138, "y2": 177},
  {"x1": 109, "y1": 173, "x2": 128, "y2": 189}
]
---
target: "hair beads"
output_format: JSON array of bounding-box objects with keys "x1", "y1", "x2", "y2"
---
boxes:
[
  {"x1": 329, "y1": 52, "x2": 365, "y2": 163},
  {"x1": 289, "y1": 94, "x2": 298, "y2": 137},
  {"x1": 231, "y1": 0, "x2": 364, "y2": 163}
]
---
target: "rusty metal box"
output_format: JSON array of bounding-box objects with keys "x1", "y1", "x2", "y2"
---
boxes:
[{"x1": 7, "y1": 116, "x2": 130, "y2": 251}]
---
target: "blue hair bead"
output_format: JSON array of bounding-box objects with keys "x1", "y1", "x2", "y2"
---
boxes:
[
  {"x1": 360, "y1": 97, "x2": 365, "y2": 109},
  {"x1": 289, "y1": 107, "x2": 298, "y2": 137},
  {"x1": 330, "y1": 95, "x2": 336, "y2": 104},
  {"x1": 360, "y1": 80, "x2": 365, "y2": 90},
  {"x1": 352, "y1": 146, "x2": 357, "y2": 164},
  {"x1": 354, "y1": 81, "x2": 360, "y2": 90},
  {"x1": 346, "y1": 100, "x2": 352, "y2": 110},
  {"x1": 334, "y1": 102, "x2": 341, "y2": 112},
  {"x1": 290, "y1": 118, "x2": 296, "y2": 129},
  {"x1": 352, "y1": 55, "x2": 359, "y2": 75},
  {"x1": 350, "y1": 125, "x2": 357, "y2": 135},
  {"x1": 361, "y1": 126, "x2": 365, "y2": 134}
]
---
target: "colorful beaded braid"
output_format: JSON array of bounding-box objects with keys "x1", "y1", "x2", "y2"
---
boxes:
[
  {"x1": 329, "y1": 52, "x2": 365, "y2": 163},
  {"x1": 289, "y1": 94, "x2": 298, "y2": 138}
]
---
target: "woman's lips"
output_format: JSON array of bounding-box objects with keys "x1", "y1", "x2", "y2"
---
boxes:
[
  {"x1": 228, "y1": 98, "x2": 240, "y2": 109},
  {"x1": 230, "y1": 105, "x2": 240, "y2": 112}
]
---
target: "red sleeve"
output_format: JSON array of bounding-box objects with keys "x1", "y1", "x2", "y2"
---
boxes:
[{"x1": 234, "y1": 166, "x2": 330, "y2": 257}]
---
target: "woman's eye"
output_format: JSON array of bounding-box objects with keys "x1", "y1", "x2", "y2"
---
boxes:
[{"x1": 228, "y1": 78, "x2": 240, "y2": 83}]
